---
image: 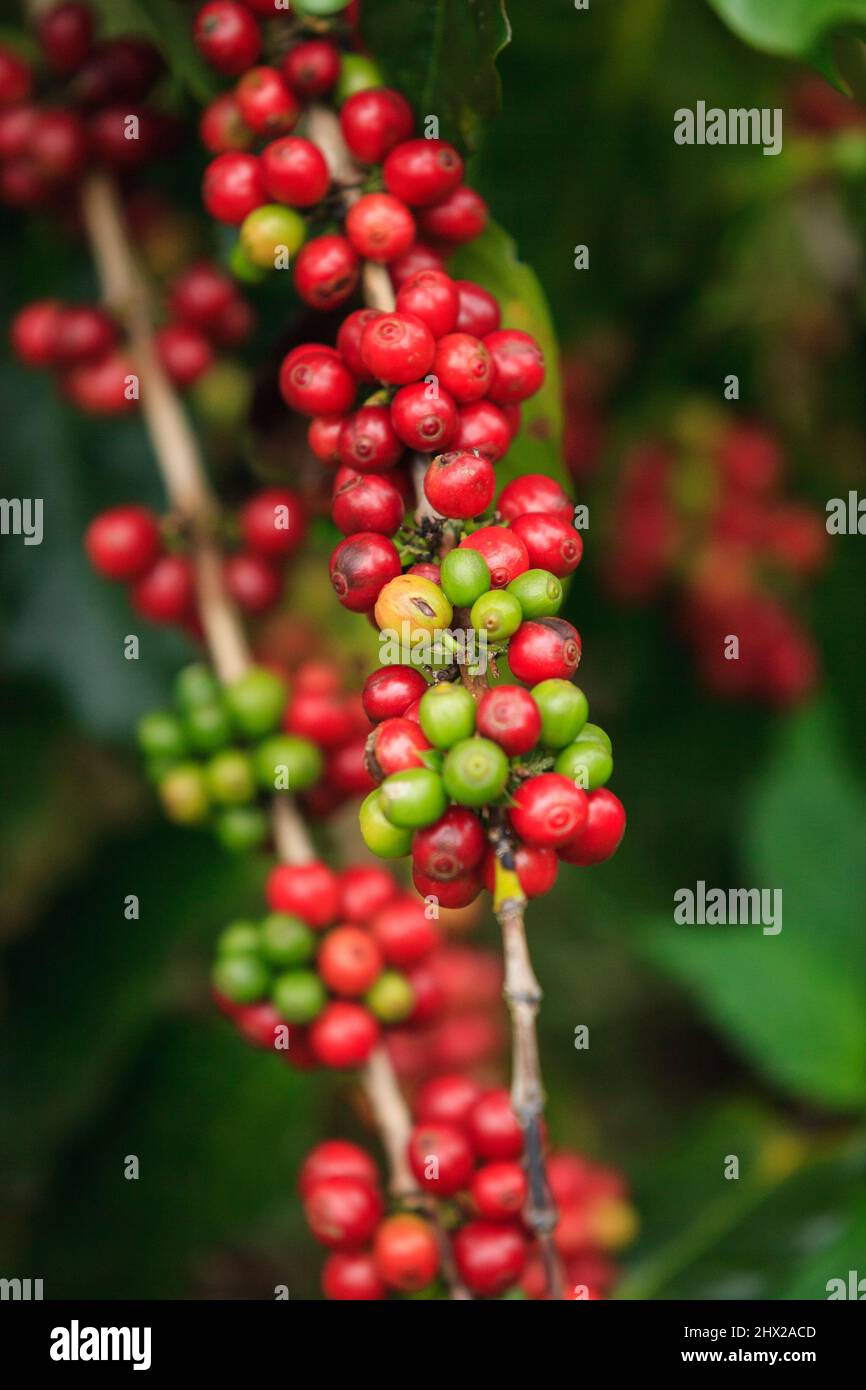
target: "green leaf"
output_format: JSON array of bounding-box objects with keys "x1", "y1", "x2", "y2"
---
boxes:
[
  {"x1": 361, "y1": 0, "x2": 511, "y2": 151},
  {"x1": 450, "y1": 220, "x2": 565, "y2": 488},
  {"x1": 706, "y1": 0, "x2": 866, "y2": 81}
]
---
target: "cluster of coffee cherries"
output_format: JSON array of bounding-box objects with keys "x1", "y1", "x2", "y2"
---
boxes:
[
  {"x1": 385, "y1": 942, "x2": 505, "y2": 1085},
  {"x1": 137, "y1": 660, "x2": 321, "y2": 853},
  {"x1": 0, "y1": 3, "x2": 173, "y2": 210},
  {"x1": 603, "y1": 406, "x2": 827, "y2": 705},
  {"x1": 84, "y1": 483, "x2": 305, "y2": 628}
]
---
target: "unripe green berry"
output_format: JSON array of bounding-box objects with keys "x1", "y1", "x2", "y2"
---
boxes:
[
  {"x1": 440, "y1": 548, "x2": 491, "y2": 607},
  {"x1": 470, "y1": 590, "x2": 523, "y2": 642},
  {"x1": 576, "y1": 721, "x2": 612, "y2": 753},
  {"x1": 272, "y1": 969, "x2": 327, "y2": 1024},
  {"x1": 184, "y1": 701, "x2": 233, "y2": 754},
  {"x1": 335, "y1": 53, "x2": 384, "y2": 104},
  {"x1": 175, "y1": 662, "x2": 220, "y2": 711},
  {"x1": 212, "y1": 952, "x2": 269, "y2": 1004},
  {"x1": 205, "y1": 748, "x2": 257, "y2": 805},
  {"x1": 260, "y1": 912, "x2": 315, "y2": 968},
  {"x1": 215, "y1": 805, "x2": 269, "y2": 853},
  {"x1": 137, "y1": 710, "x2": 188, "y2": 762},
  {"x1": 359, "y1": 789, "x2": 414, "y2": 858},
  {"x1": 366, "y1": 970, "x2": 414, "y2": 1023},
  {"x1": 419, "y1": 682, "x2": 477, "y2": 749},
  {"x1": 554, "y1": 738, "x2": 613, "y2": 790},
  {"x1": 159, "y1": 763, "x2": 210, "y2": 824},
  {"x1": 229, "y1": 239, "x2": 269, "y2": 285},
  {"x1": 255, "y1": 733, "x2": 323, "y2": 794},
  {"x1": 240, "y1": 204, "x2": 307, "y2": 269},
  {"x1": 380, "y1": 768, "x2": 447, "y2": 829},
  {"x1": 217, "y1": 921, "x2": 262, "y2": 956},
  {"x1": 531, "y1": 679, "x2": 589, "y2": 748},
  {"x1": 191, "y1": 361, "x2": 252, "y2": 429},
  {"x1": 442, "y1": 736, "x2": 510, "y2": 807},
  {"x1": 225, "y1": 667, "x2": 287, "y2": 739},
  {"x1": 508, "y1": 568, "x2": 563, "y2": 619}
]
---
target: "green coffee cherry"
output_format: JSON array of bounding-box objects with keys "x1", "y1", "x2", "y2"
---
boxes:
[
  {"x1": 225, "y1": 667, "x2": 287, "y2": 739},
  {"x1": 214, "y1": 805, "x2": 269, "y2": 853},
  {"x1": 470, "y1": 590, "x2": 523, "y2": 642},
  {"x1": 184, "y1": 702, "x2": 233, "y2": 754},
  {"x1": 442, "y1": 737, "x2": 510, "y2": 807},
  {"x1": 380, "y1": 768, "x2": 447, "y2": 829},
  {"x1": 255, "y1": 733, "x2": 323, "y2": 794},
  {"x1": 212, "y1": 953, "x2": 269, "y2": 1004},
  {"x1": 175, "y1": 662, "x2": 220, "y2": 711},
  {"x1": 359, "y1": 789, "x2": 414, "y2": 858},
  {"x1": 554, "y1": 738, "x2": 613, "y2": 790},
  {"x1": 137, "y1": 710, "x2": 188, "y2": 762},
  {"x1": 576, "y1": 721, "x2": 612, "y2": 753},
  {"x1": 260, "y1": 913, "x2": 315, "y2": 968},
  {"x1": 508, "y1": 568, "x2": 563, "y2": 619},
  {"x1": 440, "y1": 548, "x2": 491, "y2": 607},
  {"x1": 205, "y1": 748, "x2": 257, "y2": 805},
  {"x1": 190, "y1": 361, "x2": 252, "y2": 429},
  {"x1": 419, "y1": 682, "x2": 476, "y2": 748},
  {"x1": 159, "y1": 763, "x2": 210, "y2": 824},
  {"x1": 335, "y1": 53, "x2": 384, "y2": 104},
  {"x1": 229, "y1": 239, "x2": 269, "y2": 285},
  {"x1": 531, "y1": 679, "x2": 589, "y2": 748},
  {"x1": 366, "y1": 970, "x2": 415, "y2": 1023},
  {"x1": 272, "y1": 969, "x2": 327, "y2": 1024},
  {"x1": 240, "y1": 204, "x2": 306, "y2": 269},
  {"x1": 217, "y1": 921, "x2": 262, "y2": 956}
]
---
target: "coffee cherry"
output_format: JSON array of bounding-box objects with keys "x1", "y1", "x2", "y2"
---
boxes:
[
  {"x1": 234, "y1": 999, "x2": 287, "y2": 1049},
  {"x1": 260, "y1": 135, "x2": 329, "y2": 206},
  {"x1": 200, "y1": 92, "x2": 253, "y2": 153},
  {"x1": 202, "y1": 151, "x2": 266, "y2": 224},
  {"x1": 159, "y1": 762, "x2": 210, "y2": 825},
  {"x1": 412, "y1": 806, "x2": 486, "y2": 880},
  {"x1": 367, "y1": 717, "x2": 432, "y2": 778},
  {"x1": 371, "y1": 895, "x2": 439, "y2": 966},
  {"x1": 470, "y1": 589, "x2": 523, "y2": 642},
  {"x1": 389, "y1": 241, "x2": 446, "y2": 288},
  {"x1": 360, "y1": 311, "x2": 436, "y2": 386},
  {"x1": 510, "y1": 512, "x2": 583, "y2": 577},
  {"x1": 330, "y1": 532, "x2": 401, "y2": 611},
  {"x1": 395, "y1": 269, "x2": 459, "y2": 338},
  {"x1": 507, "y1": 568, "x2": 563, "y2": 619},
  {"x1": 454, "y1": 279, "x2": 501, "y2": 337},
  {"x1": 373, "y1": 1213, "x2": 439, "y2": 1292},
  {"x1": 240, "y1": 203, "x2": 306, "y2": 268},
  {"x1": 346, "y1": 192, "x2": 415, "y2": 263},
  {"x1": 485, "y1": 329, "x2": 545, "y2": 404},
  {"x1": 37, "y1": 3, "x2": 94, "y2": 73},
  {"x1": 418, "y1": 682, "x2": 476, "y2": 748},
  {"x1": 555, "y1": 737, "x2": 613, "y2": 790},
  {"x1": 439, "y1": 548, "x2": 491, "y2": 608},
  {"x1": 283, "y1": 39, "x2": 341, "y2": 99},
  {"x1": 10, "y1": 299, "x2": 61, "y2": 367},
  {"x1": 285, "y1": 688, "x2": 355, "y2": 748},
  {"x1": 335, "y1": 307, "x2": 382, "y2": 382},
  {"x1": 0, "y1": 46, "x2": 32, "y2": 107},
  {"x1": 531, "y1": 679, "x2": 588, "y2": 747},
  {"x1": 322, "y1": 1251, "x2": 384, "y2": 1301},
  {"x1": 241, "y1": 487, "x2": 306, "y2": 559},
  {"x1": 175, "y1": 662, "x2": 220, "y2": 711},
  {"x1": 471, "y1": 1160, "x2": 528, "y2": 1221},
  {"x1": 408, "y1": 1121, "x2": 474, "y2": 1195},
  {"x1": 259, "y1": 912, "x2": 315, "y2": 969},
  {"x1": 32, "y1": 109, "x2": 88, "y2": 183},
  {"x1": 459, "y1": 525, "x2": 529, "y2": 587},
  {"x1": 266, "y1": 861, "x2": 340, "y2": 931},
  {"x1": 366, "y1": 969, "x2": 414, "y2": 1022},
  {"x1": 280, "y1": 346, "x2": 356, "y2": 416},
  {"x1": 476, "y1": 685, "x2": 540, "y2": 756},
  {"x1": 299, "y1": 1139, "x2": 380, "y2": 1199},
  {"x1": 424, "y1": 450, "x2": 495, "y2": 519},
  {"x1": 433, "y1": 332, "x2": 492, "y2": 403},
  {"x1": 340, "y1": 87, "x2": 413, "y2": 163},
  {"x1": 482, "y1": 843, "x2": 558, "y2": 898},
  {"x1": 373, "y1": 573, "x2": 453, "y2": 638},
  {"x1": 362, "y1": 665, "x2": 428, "y2": 723},
  {"x1": 359, "y1": 788, "x2": 414, "y2": 858},
  {"x1": 131, "y1": 554, "x2": 195, "y2": 624},
  {"x1": 294, "y1": 235, "x2": 360, "y2": 309},
  {"x1": 413, "y1": 865, "x2": 482, "y2": 908},
  {"x1": 417, "y1": 185, "x2": 488, "y2": 244},
  {"x1": 338, "y1": 405, "x2": 403, "y2": 473},
  {"x1": 212, "y1": 951, "x2": 269, "y2": 1004},
  {"x1": 467, "y1": 1088, "x2": 523, "y2": 1160},
  {"x1": 157, "y1": 323, "x2": 214, "y2": 387},
  {"x1": 383, "y1": 138, "x2": 464, "y2": 206},
  {"x1": 137, "y1": 709, "x2": 188, "y2": 763},
  {"x1": 442, "y1": 737, "x2": 509, "y2": 808},
  {"x1": 332, "y1": 471, "x2": 404, "y2": 536},
  {"x1": 304, "y1": 1175, "x2": 383, "y2": 1249},
  {"x1": 236, "y1": 66, "x2": 300, "y2": 137},
  {"x1": 392, "y1": 387, "x2": 458, "y2": 461},
  {"x1": 184, "y1": 702, "x2": 233, "y2": 755},
  {"x1": 327, "y1": 738, "x2": 375, "y2": 797},
  {"x1": 272, "y1": 968, "x2": 327, "y2": 1023},
  {"x1": 498, "y1": 473, "x2": 572, "y2": 523},
  {"x1": 509, "y1": 617, "x2": 581, "y2": 684},
  {"x1": 414, "y1": 1073, "x2": 483, "y2": 1129},
  {"x1": 408, "y1": 562, "x2": 441, "y2": 583},
  {"x1": 318, "y1": 926, "x2": 383, "y2": 998},
  {"x1": 86, "y1": 505, "x2": 161, "y2": 581},
  {"x1": 308, "y1": 415, "x2": 344, "y2": 466},
  {"x1": 509, "y1": 772, "x2": 588, "y2": 849},
  {"x1": 169, "y1": 262, "x2": 234, "y2": 331},
  {"x1": 55, "y1": 306, "x2": 117, "y2": 366},
  {"x1": 338, "y1": 864, "x2": 398, "y2": 921},
  {"x1": 194, "y1": 1, "x2": 261, "y2": 76},
  {"x1": 452, "y1": 399, "x2": 511, "y2": 462},
  {"x1": 225, "y1": 666, "x2": 286, "y2": 738},
  {"x1": 205, "y1": 746, "x2": 256, "y2": 805},
  {"x1": 558, "y1": 788, "x2": 626, "y2": 865},
  {"x1": 380, "y1": 767, "x2": 447, "y2": 829},
  {"x1": 453, "y1": 1221, "x2": 527, "y2": 1295},
  {"x1": 255, "y1": 732, "x2": 323, "y2": 793},
  {"x1": 309, "y1": 1001, "x2": 380, "y2": 1068}
]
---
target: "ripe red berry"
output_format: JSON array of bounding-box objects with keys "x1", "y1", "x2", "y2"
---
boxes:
[
  {"x1": 169, "y1": 262, "x2": 235, "y2": 331},
  {"x1": 498, "y1": 473, "x2": 572, "y2": 523},
  {"x1": 414, "y1": 1073, "x2": 483, "y2": 1129},
  {"x1": 467, "y1": 1089, "x2": 524, "y2": 1160},
  {"x1": 224, "y1": 551, "x2": 282, "y2": 613},
  {"x1": 482, "y1": 843, "x2": 558, "y2": 899},
  {"x1": 510, "y1": 512, "x2": 583, "y2": 577},
  {"x1": 308, "y1": 415, "x2": 344, "y2": 467},
  {"x1": 412, "y1": 866, "x2": 482, "y2": 908},
  {"x1": 509, "y1": 772, "x2": 588, "y2": 849},
  {"x1": 322, "y1": 1251, "x2": 383, "y2": 1301},
  {"x1": 423, "y1": 450, "x2": 495, "y2": 519},
  {"x1": 74, "y1": 36, "x2": 163, "y2": 107},
  {"x1": 346, "y1": 192, "x2": 415, "y2": 263},
  {"x1": 266, "y1": 861, "x2": 340, "y2": 929},
  {"x1": 285, "y1": 689, "x2": 355, "y2": 748},
  {"x1": 36, "y1": 3, "x2": 94, "y2": 74},
  {"x1": 390, "y1": 381, "x2": 458, "y2": 452},
  {"x1": 453, "y1": 1220, "x2": 528, "y2": 1295},
  {"x1": 293, "y1": 235, "x2": 360, "y2": 310},
  {"x1": 454, "y1": 279, "x2": 501, "y2": 337},
  {"x1": 408, "y1": 1121, "x2": 474, "y2": 1195},
  {"x1": 55, "y1": 306, "x2": 118, "y2": 366},
  {"x1": 389, "y1": 242, "x2": 446, "y2": 288},
  {"x1": 476, "y1": 685, "x2": 541, "y2": 756},
  {"x1": 485, "y1": 329, "x2": 545, "y2": 404},
  {"x1": 334, "y1": 307, "x2": 381, "y2": 383},
  {"x1": 329, "y1": 532, "x2": 402, "y2": 612},
  {"x1": 360, "y1": 311, "x2": 435, "y2": 386},
  {"x1": 308, "y1": 1001, "x2": 379, "y2": 1068},
  {"x1": 202, "y1": 151, "x2": 266, "y2": 224},
  {"x1": 371, "y1": 895, "x2": 440, "y2": 967},
  {"x1": 362, "y1": 665, "x2": 428, "y2": 723},
  {"x1": 0, "y1": 104, "x2": 38, "y2": 161},
  {"x1": 299, "y1": 1140, "x2": 380, "y2": 1199},
  {"x1": 318, "y1": 925, "x2": 383, "y2": 998},
  {"x1": 260, "y1": 135, "x2": 329, "y2": 206},
  {"x1": 234, "y1": 1000, "x2": 284, "y2": 1049},
  {"x1": 32, "y1": 109, "x2": 88, "y2": 183},
  {"x1": 130, "y1": 554, "x2": 195, "y2": 625},
  {"x1": 283, "y1": 39, "x2": 341, "y2": 99},
  {"x1": 0, "y1": 46, "x2": 32, "y2": 107},
  {"x1": 412, "y1": 806, "x2": 486, "y2": 880},
  {"x1": 10, "y1": 299, "x2": 61, "y2": 367},
  {"x1": 240, "y1": 487, "x2": 306, "y2": 559},
  {"x1": 373, "y1": 1213, "x2": 439, "y2": 1292},
  {"x1": 459, "y1": 525, "x2": 529, "y2": 587},
  {"x1": 0, "y1": 158, "x2": 48, "y2": 208},
  {"x1": 433, "y1": 332, "x2": 492, "y2": 403},
  {"x1": 395, "y1": 270, "x2": 459, "y2": 338},
  {"x1": 418, "y1": 185, "x2": 488, "y2": 244},
  {"x1": 338, "y1": 864, "x2": 398, "y2": 922},
  {"x1": 471, "y1": 1161, "x2": 528, "y2": 1222},
  {"x1": 508, "y1": 617, "x2": 582, "y2": 683},
  {"x1": 338, "y1": 405, "x2": 403, "y2": 473},
  {"x1": 193, "y1": 1, "x2": 261, "y2": 76},
  {"x1": 452, "y1": 399, "x2": 512, "y2": 462},
  {"x1": 366, "y1": 717, "x2": 431, "y2": 779},
  {"x1": 85, "y1": 506, "x2": 161, "y2": 582},
  {"x1": 304, "y1": 1175, "x2": 383, "y2": 1249},
  {"x1": 236, "y1": 66, "x2": 300, "y2": 137},
  {"x1": 558, "y1": 788, "x2": 626, "y2": 865},
  {"x1": 383, "y1": 138, "x2": 464, "y2": 207},
  {"x1": 280, "y1": 346, "x2": 356, "y2": 416},
  {"x1": 199, "y1": 92, "x2": 253, "y2": 153},
  {"x1": 61, "y1": 351, "x2": 138, "y2": 415},
  {"x1": 333, "y1": 468, "x2": 403, "y2": 534},
  {"x1": 717, "y1": 421, "x2": 781, "y2": 494},
  {"x1": 340, "y1": 87, "x2": 414, "y2": 164},
  {"x1": 156, "y1": 323, "x2": 214, "y2": 387}
]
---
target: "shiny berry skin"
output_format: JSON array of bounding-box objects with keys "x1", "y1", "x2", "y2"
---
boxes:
[
  {"x1": 558, "y1": 788, "x2": 626, "y2": 865},
  {"x1": 346, "y1": 192, "x2": 415, "y2": 263},
  {"x1": 199, "y1": 92, "x2": 253, "y2": 153},
  {"x1": 308, "y1": 1001, "x2": 379, "y2": 1068},
  {"x1": 371, "y1": 895, "x2": 439, "y2": 967},
  {"x1": 202, "y1": 152, "x2": 265, "y2": 224},
  {"x1": 467, "y1": 1089, "x2": 523, "y2": 1160},
  {"x1": 85, "y1": 506, "x2": 161, "y2": 582},
  {"x1": 390, "y1": 381, "x2": 458, "y2": 453},
  {"x1": 236, "y1": 66, "x2": 300, "y2": 137},
  {"x1": 373, "y1": 1213, "x2": 439, "y2": 1292},
  {"x1": 340, "y1": 87, "x2": 414, "y2": 164},
  {"x1": 0, "y1": 46, "x2": 32, "y2": 106},
  {"x1": 459, "y1": 525, "x2": 529, "y2": 588},
  {"x1": 332, "y1": 471, "x2": 404, "y2": 536},
  {"x1": 442, "y1": 737, "x2": 509, "y2": 809},
  {"x1": 453, "y1": 1221, "x2": 527, "y2": 1295},
  {"x1": 10, "y1": 299, "x2": 61, "y2": 367},
  {"x1": 452, "y1": 399, "x2": 512, "y2": 462},
  {"x1": 322, "y1": 1251, "x2": 383, "y2": 1301},
  {"x1": 509, "y1": 616, "x2": 582, "y2": 683},
  {"x1": 55, "y1": 306, "x2": 118, "y2": 366},
  {"x1": 240, "y1": 487, "x2": 306, "y2": 559},
  {"x1": 476, "y1": 685, "x2": 541, "y2": 757},
  {"x1": 412, "y1": 806, "x2": 486, "y2": 880},
  {"x1": 510, "y1": 512, "x2": 583, "y2": 577},
  {"x1": 509, "y1": 772, "x2": 588, "y2": 849},
  {"x1": 37, "y1": 4, "x2": 94, "y2": 73},
  {"x1": 330, "y1": 532, "x2": 402, "y2": 612},
  {"x1": 412, "y1": 865, "x2": 482, "y2": 908},
  {"x1": 157, "y1": 323, "x2": 214, "y2": 387},
  {"x1": 338, "y1": 865, "x2": 398, "y2": 921},
  {"x1": 471, "y1": 1161, "x2": 528, "y2": 1221},
  {"x1": 224, "y1": 551, "x2": 281, "y2": 613},
  {"x1": 395, "y1": 269, "x2": 459, "y2": 338},
  {"x1": 308, "y1": 415, "x2": 344, "y2": 467},
  {"x1": 418, "y1": 185, "x2": 488, "y2": 244},
  {"x1": 418, "y1": 682, "x2": 476, "y2": 749},
  {"x1": 433, "y1": 333, "x2": 492, "y2": 403},
  {"x1": 499, "y1": 473, "x2": 572, "y2": 523},
  {"x1": 260, "y1": 135, "x2": 329, "y2": 206},
  {"x1": 360, "y1": 311, "x2": 435, "y2": 386},
  {"x1": 266, "y1": 861, "x2": 340, "y2": 929},
  {"x1": 338, "y1": 405, "x2": 403, "y2": 473},
  {"x1": 193, "y1": 1, "x2": 261, "y2": 76},
  {"x1": 408, "y1": 1121, "x2": 474, "y2": 1195},
  {"x1": 304, "y1": 1175, "x2": 383, "y2": 1250},
  {"x1": 362, "y1": 666, "x2": 428, "y2": 723},
  {"x1": 318, "y1": 925, "x2": 383, "y2": 998},
  {"x1": 280, "y1": 347, "x2": 356, "y2": 416},
  {"x1": 389, "y1": 242, "x2": 445, "y2": 288},
  {"x1": 283, "y1": 40, "x2": 341, "y2": 99},
  {"x1": 383, "y1": 138, "x2": 463, "y2": 207},
  {"x1": 130, "y1": 554, "x2": 195, "y2": 624},
  {"x1": 482, "y1": 843, "x2": 558, "y2": 898},
  {"x1": 414, "y1": 1073, "x2": 482, "y2": 1129},
  {"x1": 61, "y1": 352, "x2": 138, "y2": 415},
  {"x1": 454, "y1": 279, "x2": 501, "y2": 337},
  {"x1": 531, "y1": 680, "x2": 588, "y2": 748},
  {"x1": 366, "y1": 717, "x2": 431, "y2": 779},
  {"x1": 485, "y1": 329, "x2": 545, "y2": 405},
  {"x1": 424, "y1": 450, "x2": 495, "y2": 519},
  {"x1": 336, "y1": 307, "x2": 381, "y2": 383},
  {"x1": 293, "y1": 235, "x2": 360, "y2": 310}
]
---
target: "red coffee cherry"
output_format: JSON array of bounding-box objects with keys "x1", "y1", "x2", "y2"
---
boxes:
[
  {"x1": 498, "y1": 473, "x2": 573, "y2": 522},
  {"x1": 240, "y1": 487, "x2": 306, "y2": 559},
  {"x1": 423, "y1": 450, "x2": 495, "y2": 519},
  {"x1": 362, "y1": 665, "x2": 428, "y2": 723},
  {"x1": 0, "y1": 45, "x2": 32, "y2": 106},
  {"x1": 85, "y1": 506, "x2": 161, "y2": 581},
  {"x1": 389, "y1": 241, "x2": 446, "y2": 288},
  {"x1": 454, "y1": 279, "x2": 501, "y2": 336},
  {"x1": 55, "y1": 306, "x2": 118, "y2": 365},
  {"x1": 476, "y1": 685, "x2": 541, "y2": 757},
  {"x1": 340, "y1": 87, "x2": 414, "y2": 164},
  {"x1": 224, "y1": 551, "x2": 282, "y2": 614},
  {"x1": 418, "y1": 185, "x2": 488, "y2": 244},
  {"x1": 338, "y1": 405, "x2": 404, "y2": 473},
  {"x1": 0, "y1": 105, "x2": 39, "y2": 161},
  {"x1": 482, "y1": 844, "x2": 558, "y2": 899},
  {"x1": 308, "y1": 415, "x2": 344, "y2": 467},
  {"x1": 383, "y1": 138, "x2": 464, "y2": 206},
  {"x1": 318, "y1": 925, "x2": 384, "y2": 998},
  {"x1": 433, "y1": 332, "x2": 492, "y2": 403},
  {"x1": 373, "y1": 1213, "x2": 439, "y2": 1292},
  {"x1": 0, "y1": 158, "x2": 49, "y2": 209},
  {"x1": 329, "y1": 532, "x2": 402, "y2": 612},
  {"x1": 414, "y1": 1073, "x2": 483, "y2": 1129},
  {"x1": 304, "y1": 1175, "x2": 383, "y2": 1249},
  {"x1": 395, "y1": 270, "x2": 459, "y2": 338},
  {"x1": 322, "y1": 1251, "x2": 384, "y2": 1301},
  {"x1": 366, "y1": 717, "x2": 431, "y2": 779},
  {"x1": 412, "y1": 866, "x2": 482, "y2": 908},
  {"x1": 327, "y1": 742, "x2": 377, "y2": 800},
  {"x1": 260, "y1": 135, "x2": 329, "y2": 206},
  {"x1": 471, "y1": 1161, "x2": 528, "y2": 1222},
  {"x1": 360, "y1": 311, "x2": 436, "y2": 386},
  {"x1": 32, "y1": 109, "x2": 88, "y2": 183},
  {"x1": 412, "y1": 806, "x2": 486, "y2": 880},
  {"x1": 36, "y1": 3, "x2": 94, "y2": 74},
  {"x1": 346, "y1": 192, "x2": 415, "y2": 263},
  {"x1": 510, "y1": 512, "x2": 583, "y2": 577},
  {"x1": 73, "y1": 36, "x2": 163, "y2": 107},
  {"x1": 453, "y1": 1220, "x2": 528, "y2": 1295},
  {"x1": 467, "y1": 1088, "x2": 524, "y2": 1160},
  {"x1": 193, "y1": 1, "x2": 261, "y2": 76},
  {"x1": 169, "y1": 261, "x2": 235, "y2": 331},
  {"x1": 508, "y1": 617, "x2": 582, "y2": 683},
  {"x1": 484, "y1": 328, "x2": 545, "y2": 404},
  {"x1": 371, "y1": 895, "x2": 440, "y2": 967},
  {"x1": 459, "y1": 525, "x2": 530, "y2": 587},
  {"x1": 308, "y1": 1002, "x2": 380, "y2": 1068},
  {"x1": 452, "y1": 399, "x2": 512, "y2": 462},
  {"x1": 88, "y1": 105, "x2": 172, "y2": 172},
  {"x1": 336, "y1": 307, "x2": 382, "y2": 382},
  {"x1": 293, "y1": 235, "x2": 360, "y2": 310},
  {"x1": 199, "y1": 92, "x2": 253, "y2": 153},
  {"x1": 285, "y1": 689, "x2": 356, "y2": 748},
  {"x1": 509, "y1": 772, "x2": 588, "y2": 849},
  {"x1": 337, "y1": 864, "x2": 399, "y2": 921},
  {"x1": 283, "y1": 39, "x2": 341, "y2": 99},
  {"x1": 236, "y1": 66, "x2": 301, "y2": 137},
  {"x1": 202, "y1": 151, "x2": 266, "y2": 224},
  {"x1": 10, "y1": 299, "x2": 62, "y2": 367},
  {"x1": 280, "y1": 346, "x2": 356, "y2": 416},
  {"x1": 233, "y1": 1000, "x2": 284, "y2": 1049},
  {"x1": 156, "y1": 323, "x2": 214, "y2": 387},
  {"x1": 408, "y1": 1121, "x2": 474, "y2": 1195},
  {"x1": 61, "y1": 351, "x2": 138, "y2": 415},
  {"x1": 332, "y1": 471, "x2": 404, "y2": 536},
  {"x1": 558, "y1": 788, "x2": 626, "y2": 865},
  {"x1": 390, "y1": 382, "x2": 458, "y2": 452},
  {"x1": 266, "y1": 861, "x2": 340, "y2": 928},
  {"x1": 130, "y1": 554, "x2": 195, "y2": 624}
]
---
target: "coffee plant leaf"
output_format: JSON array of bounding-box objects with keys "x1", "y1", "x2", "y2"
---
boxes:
[{"x1": 707, "y1": 0, "x2": 866, "y2": 86}]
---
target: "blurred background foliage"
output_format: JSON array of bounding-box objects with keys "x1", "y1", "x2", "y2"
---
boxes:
[{"x1": 1, "y1": 0, "x2": 865, "y2": 1299}]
